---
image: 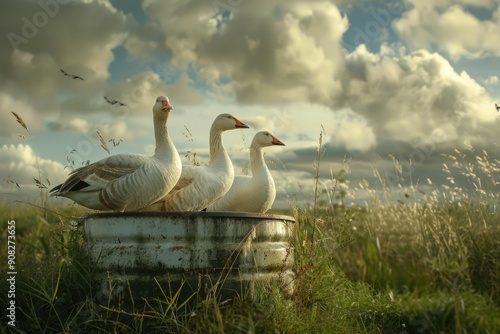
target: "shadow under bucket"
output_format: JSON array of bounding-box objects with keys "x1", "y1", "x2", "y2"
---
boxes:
[{"x1": 82, "y1": 211, "x2": 295, "y2": 306}]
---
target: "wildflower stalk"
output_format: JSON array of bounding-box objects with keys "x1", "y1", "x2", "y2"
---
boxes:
[{"x1": 312, "y1": 125, "x2": 326, "y2": 241}]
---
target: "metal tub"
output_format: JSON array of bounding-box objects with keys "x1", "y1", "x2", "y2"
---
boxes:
[{"x1": 82, "y1": 212, "x2": 295, "y2": 306}]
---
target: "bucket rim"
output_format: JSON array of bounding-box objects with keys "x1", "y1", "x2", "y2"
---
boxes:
[{"x1": 80, "y1": 211, "x2": 295, "y2": 223}]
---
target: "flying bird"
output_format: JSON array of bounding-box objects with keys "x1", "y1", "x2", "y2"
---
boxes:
[
  {"x1": 104, "y1": 96, "x2": 126, "y2": 106},
  {"x1": 495, "y1": 103, "x2": 500, "y2": 112},
  {"x1": 60, "y1": 68, "x2": 84, "y2": 80}
]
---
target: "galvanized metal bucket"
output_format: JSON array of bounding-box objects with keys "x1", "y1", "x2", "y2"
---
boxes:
[{"x1": 82, "y1": 212, "x2": 295, "y2": 306}]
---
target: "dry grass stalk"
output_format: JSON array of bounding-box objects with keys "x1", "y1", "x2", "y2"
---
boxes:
[
  {"x1": 3, "y1": 176, "x2": 21, "y2": 188},
  {"x1": 11, "y1": 111, "x2": 29, "y2": 132},
  {"x1": 97, "y1": 131, "x2": 110, "y2": 155},
  {"x1": 34, "y1": 178, "x2": 47, "y2": 189}
]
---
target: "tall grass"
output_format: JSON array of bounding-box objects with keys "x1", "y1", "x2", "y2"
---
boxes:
[{"x1": 331, "y1": 146, "x2": 500, "y2": 299}]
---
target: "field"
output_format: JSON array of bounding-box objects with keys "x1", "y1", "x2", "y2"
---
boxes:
[{"x1": 1, "y1": 148, "x2": 500, "y2": 333}]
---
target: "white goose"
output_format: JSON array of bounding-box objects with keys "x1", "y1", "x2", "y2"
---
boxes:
[
  {"x1": 206, "y1": 131, "x2": 285, "y2": 213},
  {"x1": 49, "y1": 96, "x2": 182, "y2": 212},
  {"x1": 144, "y1": 113, "x2": 249, "y2": 211}
]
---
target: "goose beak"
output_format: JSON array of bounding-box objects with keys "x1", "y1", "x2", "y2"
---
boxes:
[
  {"x1": 271, "y1": 135, "x2": 285, "y2": 146},
  {"x1": 234, "y1": 117, "x2": 249, "y2": 129},
  {"x1": 161, "y1": 99, "x2": 173, "y2": 111}
]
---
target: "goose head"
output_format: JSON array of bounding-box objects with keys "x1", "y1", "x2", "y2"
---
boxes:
[
  {"x1": 213, "y1": 113, "x2": 249, "y2": 131},
  {"x1": 153, "y1": 96, "x2": 173, "y2": 118},
  {"x1": 253, "y1": 131, "x2": 285, "y2": 147}
]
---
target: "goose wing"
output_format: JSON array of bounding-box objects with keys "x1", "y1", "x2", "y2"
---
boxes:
[{"x1": 51, "y1": 153, "x2": 149, "y2": 195}]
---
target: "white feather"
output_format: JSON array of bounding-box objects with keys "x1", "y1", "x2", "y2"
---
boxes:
[
  {"x1": 207, "y1": 131, "x2": 285, "y2": 213},
  {"x1": 143, "y1": 113, "x2": 249, "y2": 211},
  {"x1": 50, "y1": 96, "x2": 182, "y2": 212}
]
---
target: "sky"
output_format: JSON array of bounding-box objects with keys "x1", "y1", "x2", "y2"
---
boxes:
[{"x1": 1, "y1": 0, "x2": 500, "y2": 210}]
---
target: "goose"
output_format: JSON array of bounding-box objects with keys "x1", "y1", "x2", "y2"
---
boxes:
[
  {"x1": 206, "y1": 131, "x2": 285, "y2": 213},
  {"x1": 143, "y1": 113, "x2": 249, "y2": 211},
  {"x1": 49, "y1": 96, "x2": 182, "y2": 212}
]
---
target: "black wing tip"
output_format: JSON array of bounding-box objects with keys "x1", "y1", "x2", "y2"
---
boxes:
[
  {"x1": 71, "y1": 180, "x2": 91, "y2": 191},
  {"x1": 49, "y1": 184, "x2": 62, "y2": 196},
  {"x1": 49, "y1": 180, "x2": 91, "y2": 195}
]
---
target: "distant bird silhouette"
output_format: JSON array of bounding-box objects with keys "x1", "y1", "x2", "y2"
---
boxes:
[
  {"x1": 496, "y1": 103, "x2": 500, "y2": 112},
  {"x1": 60, "y1": 69, "x2": 84, "y2": 80},
  {"x1": 104, "y1": 96, "x2": 126, "y2": 106}
]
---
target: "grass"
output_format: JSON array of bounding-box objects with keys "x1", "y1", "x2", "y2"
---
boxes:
[
  {"x1": 1, "y1": 196, "x2": 500, "y2": 332},
  {"x1": 1, "y1": 126, "x2": 500, "y2": 332},
  {"x1": 2, "y1": 199, "x2": 499, "y2": 331}
]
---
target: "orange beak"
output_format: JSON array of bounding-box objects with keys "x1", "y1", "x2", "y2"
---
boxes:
[
  {"x1": 162, "y1": 99, "x2": 173, "y2": 111},
  {"x1": 271, "y1": 135, "x2": 285, "y2": 146},
  {"x1": 234, "y1": 117, "x2": 249, "y2": 129}
]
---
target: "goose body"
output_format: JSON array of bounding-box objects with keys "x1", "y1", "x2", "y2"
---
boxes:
[
  {"x1": 144, "y1": 113, "x2": 249, "y2": 211},
  {"x1": 206, "y1": 131, "x2": 285, "y2": 213},
  {"x1": 49, "y1": 96, "x2": 181, "y2": 212}
]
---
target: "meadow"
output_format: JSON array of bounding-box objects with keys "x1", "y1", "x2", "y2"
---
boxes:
[{"x1": 1, "y1": 143, "x2": 500, "y2": 333}]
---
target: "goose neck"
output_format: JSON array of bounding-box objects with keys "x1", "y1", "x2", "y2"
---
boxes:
[
  {"x1": 153, "y1": 115, "x2": 172, "y2": 158},
  {"x1": 250, "y1": 143, "x2": 268, "y2": 175},
  {"x1": 208, "y1": 127, "x2": 227, "y2": 164}
]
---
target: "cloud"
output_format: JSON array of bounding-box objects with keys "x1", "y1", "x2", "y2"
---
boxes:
[
  {"x1": 340, "y1": 45, "x2": 496, "y2": 144},
  {"x1": 485, "y1": 75, "x2": 499, "y2": 84},
  {"x1": 0, "y1": 0, "x2": 132, "y2": 139},
  {"x1": 46, "y1": 117, "x2": 90, "y2": 132},
  {"x1": 90, "y1": 118, "x2": 133, "y2": 142},
  {"x1": 393, "y1": 1, "x2": 500, "y2": 59},
  {"x1": 47, "y1": 116, "x2": 136, "y2": 147},
  {"x1": 0, "y1": 0, "x2": 129, "y2": 95},
  {"x1": 102, "y1": 70, "x2": 203, "y2": 117},
  {"x1": 0, "y1": 143, "x2": 67, "y2": 189},
  {"x1": 132, "y1": 0, "x2": 348, "y2": 105},
  {"x1": 330, "y1": 110, "x2": 377, "y2": 152},
  {"x1": 128, "y1": 0, "x2": 497, "y2": 153}
]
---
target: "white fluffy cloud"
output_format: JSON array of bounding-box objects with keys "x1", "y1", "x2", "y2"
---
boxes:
[
  {"x1": 330, "y1": 110, "x2": 376, "y2": 152},
  {"x1": 0, "y1": 144, "x2": 67, "y2": 189},
  {"x1": 0, "y1": 0, "x2": 132, "y2": 140},
  {"x1": 1, "y1": 1, "x2": 128, "y2": 96},
  {"x1": 394, "y1": 1, "x2": 500, "y2": 59},
  {"x1": 341, "y1": 45, "x2": 496, "y2": 144},
  {"x1": 127, "y1": 0, "x2": 497, "y2": 152},
  {"x1": 134, "y1": 0, "x2": 348, "y2": 105}
]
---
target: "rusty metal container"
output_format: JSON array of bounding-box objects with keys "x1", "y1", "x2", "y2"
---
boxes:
[{"x1": 82, "y1": 212, "x2": 295, "y2": 306}]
